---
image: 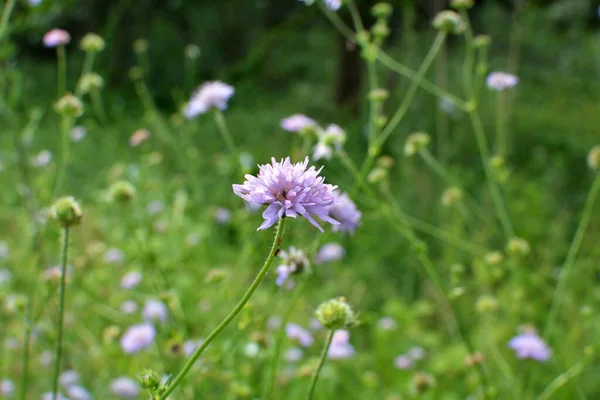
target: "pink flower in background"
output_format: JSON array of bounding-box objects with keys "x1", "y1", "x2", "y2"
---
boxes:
[
  {"x1": 486, "y1": 72, "x2": 518, "y2": 91},
  {"x1": 43, "y1": 29, "x2": 71, "y2": 47},
  {"x1": 329, "y1": 191, "x2": 361, "y2": 234},
  {"x1": 129, "y1": 129, "x2": 150, "y2": 146},
  {"x1": 184, "y1": 81, "x2": 234, "y2": 118},
  {"x1": 233, "y1": 157, "x2": 339, "y2": 231},
  {"x1": 120, "y1": 323, "x2": 156, "y2": 354},
  {"x1": 120, "y1": 271, "x2": 142, "y2": 289},
  {"x1": 280, "y1": 114, "x2": 316, "y2": 133},
  {"x1": 314, "y1": 243, "x2": 345, "y2": 264},
  {"x1": 286, "y1": 323, "x2": 314, "y2": 347},
  {"x1": 328, "y1": 329, "x2": 355, "y2": 359},
  {"x1": 110, "y1": 377, "x2": 140, "y2": 398},
  {"x1": 508, "y1": 332, "x2": 551, "y2": 362}
]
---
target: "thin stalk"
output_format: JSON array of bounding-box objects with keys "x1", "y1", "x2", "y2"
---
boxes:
[
  {"x1": 459, "y1": 9, "x2": 475, "y2": 100},
  {"x1": 468, "y1": 110, "x2": 514, "y2": 239},
  {"x1": 159, "y1": 218, "x2": 287, "y2": 399},
  {"x1": 53, "y1": 116, "x2": 73, "y2": 197},
  {"x1": 57, "y1": 46, "x2": 67, "y2": 98},
  {"x1": 306, "y1": 329, "x2": 334, "y2": 400},
  {"x1": 0, "y1": 0, "x2": 16, "y2": 44},
  {"x1": 544, "y1": 174, "x2": 600, "y2": 339},
  {"x1": 346, "y1": 0, "x2": 364, "y2": 33},
  {"x1": 51, "y1": 226, "x2": 70, "y2": 400},
  {"x1": 537, "y1": 362, "x2": 585, "y2": 400},
  {"x1": 495, "y1": 92, "x2": 506, "y2": 155},
  {"x1": 91, "y1": 89, "x2": 108, "y2": 124},
  {"x1": 263, "y1": 279, "x2": 306, "y2": 400},
  {"x1": 214, "y1": 109, "x2": 236, "y2": 154},
  {"x1": 75, "y1": 52, "x2": 96, "y2": 97}
]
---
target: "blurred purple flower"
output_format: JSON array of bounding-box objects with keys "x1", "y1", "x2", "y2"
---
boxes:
[
  {"x1": 70, "y1": 126, "x2": 87, "y2": 142},
  {"x1": 104, "y1": 248, "x2": 124, "y2": 264},
  {"x1": 120, "y1": 271, "x2": 142, "y2": 290},
  {"x1": 183, "y1": 339, "x2": 204, "y2": 357},
  {"x1": 407, "y1": 346, "x2": 425, "y2": 361},
  {"x1": 184, "y1": 81, "x2": 234, "y2": 118},
  {"x1": 67, "y1": 385, "x2": 91, "y2": 400},
  {"x1": 286, "y1": 323, "x2": 314, "y2": 347},
  {"x1": 314, "y1": 243, "x2": 345, "y2": 264},
  {"x1": 120, "y1": 323, "x2": 156, "y2": 354},
  {"x1": 43, "y1": 29, "x2": 71, "y2": 47},
  {"x1": 394, "y1": 354, "x2": 414, "y2": 370},
  {"x1": 110, "y1": 377, "x2": 140, "y2": 398},
  {"x1": 120, "y1": 300, "x2": 138, "y2": 314},
  {"x1": 267, "y1": 316, "x2": 282, "y2": 331},
  {"x1": 32, "y1": 150, "x2": 52, "y2": 168},
  {"x1": 486, "y1": 72, "x2": 518, "y2": 91},
  {"x1": 328, "y1": 329, "x2": 355, "y2": 359},
  {"x1": 0, "y1": 379, "x2": 14, "y2": 397},
  {"x1": 59, "y1": 369, "x2": 80, "y2": 387},
  {"x1": 377, "y1": 317, "x2": 397, "y2": 331},
  {"x1": 214, "y1": 207, "x2": 232, "y2": 224},
  {"x1": 309, "y1": 318, "x2": 322, "y2": 331},
  {"x1": 28, "y1": 0, "x2": 42, "y2": 6},
  {"x1": 233, "y1": 157, "x2": 339, "y2": 231},
  {"x1": 280, "y1": 114, "x2": 316, "y2": 133},
  {"x1": 325, "y1": 0, "x2": 342, "y2": 10},
  {"x1": 329, "y1": 191, "x2": 361, "y2": 234},
  {"x1": 508, "y1": 332, "x2": 551, "y2": 362},
  {"x1": 146, "y1": 201, "x2": 165, "y2": 215},
  {"x1": 142, "y1": 300, "x2": 168, "y2": 323},
  {"x1": 41, "y1": 392, "x2": 69, "y2": 400},
  {"x1": 285, "y1": 347, "x2": 304, "y2": 362}
]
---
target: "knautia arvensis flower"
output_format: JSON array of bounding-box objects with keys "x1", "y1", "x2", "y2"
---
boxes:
[
  {"x1": 280, "y1": 114, "x2": 317, "y2": 134},
  {"x1": 487, "y1": 72, "x2": 519, "y2": 91},
  {"x1": 232, "y1": 157, "x2": 339, "y2": 231},
  {"x1": 329, "y1": 191, "x2": 361, "y2": 234},
  {"x1": 184, "y1": 81, "x2": 234, "y2": 118},
  {"x1": 314, "y1": 297, "x2": 357, "y2": 330},
  {"x1": 432, "y1": 10, "x2": 465, "y2": 34},
  {"x1": 43, "y1": 29, "x2": 71, "y2": 47},
  {"x1": 587, "y1": 145, "x2": 600, "y2": 171},
  {"x1": 275, "y1": 246, "x2": 311, "y2": 288}
]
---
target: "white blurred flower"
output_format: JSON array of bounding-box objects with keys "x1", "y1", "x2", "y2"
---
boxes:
[
  {"x1": 377, "y1": 317, "x2": 397, "y2": 331},
  {"x1": 0, "y1": 242, "x2": 8, "y2": 259},
  {"x1": 407, "y1": 346, "x2": 425, "y2": 361},
  {"x1": 244, "y1": 342, "x2": 260, "y2": 358},
  {"x1": 142, "y1": 300, "x2": 168, "y2": 323},
  {"x1": 147, "y1": 201, "x2": 165, "y2": 215},
  {"x1": 314, "y1": 243, "x2": 345, "y2": 264},
  {"x1": 32, "y1": 150, "x2": 52, "y2": 168},
  {"x1": 70, "y1": 126, "x2": 87, "y2": 142},
  {"x1": 394, "y1": 354, "x2": 414, "y2": 369},
  {"x1": 0, "y1": 269, "x2": 12, "y2": 285},
  {"x1": 120, "y1": 323, "x2": 156, "y2": 354},
  {"x1": 120, "y1": 300, "x2": 138, "y2": 314},
  {"x1": 104, "y1": 248, "x2": 124, "y2": 264},
  {"x1": 120, "y1": 271, "x2": 142, "y2": 290},
  {"x1": 67, "y1": 385, "x2": 91, "y2": 400},
  {"x1": 39, "y1": 350, "x2": 53, "y2": 367},
  {"x1": 214, "y1": 207, "x2": 232, "y2": 224},
  {"x1": 285, "y1": 347, "x2": 304, "y2": 362},
  {"x1": 110, "y1": 377, "x2": 140, "y2": 398},
  {"x1": 59, "y1": 369, "x2": 80, "y2": 387},
  {"x1": 0, "y1": 379, "x2": 14, "y2": 397},
  {"x1": 486, "y1": 72, "x2": 518, "y2": 91}
]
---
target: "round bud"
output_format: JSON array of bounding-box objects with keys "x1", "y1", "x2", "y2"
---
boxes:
[
  {"x1": 404, "y1": 132, "x2": 430, "y2": 156},
  {"x1": 185, "y1": 44, "x2": 201, "y2": 60},
  {"x1": 377, "y1": 155, "x2": 395, "y2": 169},
  {"x1": 441, "y1": 187, "x2": 463, "y2": 207},
  {"x1": 50, "y1": 196, "x2": 82, "y2": 227},
  {"x1": 450, "y1": 0, "x2": 474, "y2": 10},
  {"x1": 78, "y1": 73, "x2": 104, "y2": 94},
  {"x1": 371, "y1": 2, "x2": 393, "y2": 19},
  {"x1": 204, "y1": 268, "x2": 228, "y2": 284},
  {"x1": 367, "y1": 167, "x2": 388, "y2": 184},
  {"x1": 128, "y1": 66, "x2": 144, "y2": 81},
  {"x1": 138, "y1": 369, "x2": 161, "y2": 390},
  {"x1": 432, "y1": 10, "x2": 466, "y2": 35},
  {"x1": 314, "y1": 297, "x2": 357, "y2": 330},
  {"x1": 484, "y1": 251, "x2": 503, "y2": 265},
  {"x1": 80, "y1": 33, "x2": 105, "y2": 53},
  {"x1": 108, "y1": 180, "x2": 136, "y2": 203},
  {"x1": 133, "y1": 38, "x2": 149, "y2": 54},
  {"x1": 355, "y1": 31, "x2": 371, "y2": 47},
  {"x1": 587, "y1": 145, "x2": 600, "y2": 171},
  {"x1": 372, "y1": 21, "x2": 390, "y2": 39},
  {"x1": 368, "y1": 88, "x2": 389, "y2": 103},
  {"x1": 475, "y1": 295, "x2": 499, "y2": 313},
  {"x1": 506, "y1": 237, "x2": 530, "y2": 257},
  {"x1": 54, "y1": 93, "x2": 83, "y2": 118},
  {"x1": 473, "y1": 34, "x2": 491, "y2": 48},
  {"x1": 410, "y1": 372, "x2": 436, "y2": 394}
]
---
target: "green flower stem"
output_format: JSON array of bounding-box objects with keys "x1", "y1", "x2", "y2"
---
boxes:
[
  {"x1": 317, "y1": 4, "x2": 467, "y2": 111},
  {"x1": 263, "y1": 278, "x2": 307, "y2": 400},
  {"x1": 90, "y1": 89, "x2": 108, "y2": 124},
  {"x1": 306, "y1": 329, "x2": 334, "y2": 400},
  {"x1": 57, "y1": 45, "x2": 67, "y2": 98},
  {"x1": 159, "y1": 218, "x2": 287, "y2": 399},
  {"x1": 468, "y1": 109, "x2": 514, "y2": 239},
  {"x1": 459, "y1": 9, "x2": 475, "y2": 100},
  {"x1": 75, "y1": 52, "x2": 96, "y2": 97},
  {"x1": 214, "y1": 109, "x2": 236, "y2": 154},
  {"x1": 53, "y1": 116, "x2": 73, "y2": 197},
  {"x1": 0, "y1": 0, "x2": 16, "y2": 44},
  {"x1": 495, "y1": 92, "x2": 506, "y2": 155},
  {"x1": 133, "y1": 80, "x2": 178, "y2": 152},
  {"x1": 537, "y1": 362, "x2": 585, "y2": 400},
  {"x1": 51, "y1": 226, "x2": 70, "y2": 400},
  {"x1": 346, "y1": 0, "x2": 364, "y2": 32},
  {"x1": 544, "y1": 174, "x2": 600, "y2": 339},
  {"x1": 357, "y1": 32, "x2": 447, "y2": 187}
]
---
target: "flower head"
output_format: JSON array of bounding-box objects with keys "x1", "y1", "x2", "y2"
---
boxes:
[
  {"x1": 110, "y1": 377, "x2": 140, "y2": 398},
  {"x1": 275, "y1": 247, "x2": 310, "y2": 288},
  {"x1": 233, "y1": 157, "x2": 339, "y2": 231},
  {"x1": 70, "y1": 126, "x2": 87, "y2": 142},
  {"x1": 328, "y1": 329, "x2": 355, "y2": 359},
  {"x1": 59, "y1": 369, "x2": 80, "y2": 387},
  {"x1": 394, "y1": 354, "x2": 414, "y2": 369},
  {"x1": 184, "y1": 81, "x2": 234, "y2": 118},
  {"x1": 120, "y1": 323, "x2": 156, "y2": 354},
  {"x1": 314, "y1": 243, "x2": 345, "y2": 264},
  {"x1": 0, "y1": 379, "x2": 14, "y2": 397},
  {"x1": 486, "y1": 72, "x2": 519, "y2": 91},
  {"x1": 130, "y1": 129, "x2": 150, "y2": 147},
  {"x1": 142, "y1": 300, "x2": 168, "y2": 323},
  {"x1": 312, "y1": 124, "x2": 346, "y2": 160},
  {"x1": 67, "y1": 385, "x2": 91, "y2": 400},
  {"x1": 280, "y1": 114, "x2": 317, "y2": 133},
  {"x1": 329, "y1": 192, "x2": 361, "y2": 234},
  {"x1": 120, "y1": 271, "x2": 142, "y2": 289},
  {"x1": 286, "y1": 323, "x2": 314, "y2": 347},
  {"x1": 315, "y1": 297, "x2": 357, "y2": 329},
  {"x1": 508, "y1": 331, "x2": 551, "y2": 362},
  {"x1": 43, "y1": 29, "x2": 71, "y2": 47}
]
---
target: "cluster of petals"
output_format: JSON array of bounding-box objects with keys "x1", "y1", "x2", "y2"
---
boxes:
[
  {"x1": 508, "y1": 331, "x2": 551, "y2": 362},
  {"x1": 314, "y1": 243, "x2": 345, "y2": 264},
  {"x1": 43, "y1": 29, "x2": 71, "y2": 47},
  {"x1": 486, "y1": 71, "x2": 519, "y2": 91},
  {"x1": 328, "y1": 191, "x2": 361, "y2": 234},
  {"x1": 233, "y1": 157, "x2": 339, "y2": 231},
  {"x1": 184, "y1": 81, "x2": 234, "y2": 118},
  {"x1": 120, "y1": 323, "x2": 156, "y2": 354},
  {"x1": 275, "y1": 246, "x2": 309, "y2": 288},
  {"x1": 286, "y1": 323, "x2": 314, "y2": 347},
  {"x1": 328, "y1": 329, "x2": 355, "y2": 359},
  {"x1": 280, "y1": 114, "x2": 316, "y2": 133}
]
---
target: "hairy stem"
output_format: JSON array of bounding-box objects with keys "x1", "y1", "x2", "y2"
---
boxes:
[
  {"x1": 306, "y1": 329, "x2": 334, "y2": 400},
  {"x1": 51, "y1": 226, "x2": 70, "y2": 400}
]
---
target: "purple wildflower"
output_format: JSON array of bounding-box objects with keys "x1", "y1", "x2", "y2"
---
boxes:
[
  {"x1": 487, "y1": 72, "x2": 518, "y2": 91},
  {"x1": 184, "y1": 81, "x2": 234, "y2": 118},
  {"x1": 110, "y1": 377, "x2": 140, "y2": 398},
  {"x1": 325, "y1": 0, "x2": 342, "y2": 10},
  {"x1": 41, "y1": 392, "x2": 69, "y2": 400},
  {"x1": 309, "y1": 318, "x2": 323, "y2": 331},
  {"x1": 286, "y1": 323, "x2": 314, "y2": 347},
  {"x1": 120, "y1": 323, "x2": 156, "y2": 354},
  {"x1": 280, "y1": 114, "x2": 316, "y2": 133},
  {"x1": 43, "y1": 29, "x2": 71, "y2": 47},
  {"x1": 508, "y1": 332, "x2": 551, "y2": 362},
  {"x1": 314, "y1": 243, "x2": 345, "y2": 264},
  {"x1": 233, "y1": 157, "x2": 339, "y2": 231},
  {"x1": 285, "y1": 347, "x2": 304, "y2": 362},
  {"x1": 394, "y1": 354, "x2": 414, "y2": 370},
  {"x1": 183, "y1": 339, "x2": 204, "y2": 357},
  {"x1": 142, "y1": 300, "x2": 168, "y2": 323},
  {"x1": 104, "y1": 248, "x2": 124, "y2": 264},
  {"x1": 59, "y1": 370, "x2": 80, "y2": 387},
  {"x1": 120, "y1": 300, "x2": 138, "y2": 314},
  {"x1": 70, "y1": 126, "x2": 87, "y2": 142},
  {"x1": 267, "y1": 316, "x2": 282, "y2": 331},
  {"x1": 67, "y1": 385, "x2": 91, "y2": 400},
  {"x1": 312, "y1": 124, "x2": 346, "y2": 161},
  {"x1": 120, "y1": 271, "x2": 142, "y2": 289},
  {"x1": 275, "y1": 247, "x2": 310, "y2": 289},
  {"x1": 328, "y1": 329, "x2": 355, "y2": 359},
  {"x1": 329, "y1": 191, "x2": 361, "y2": 234},
  {"x1": 407, "y1": 346, "x2": 426, "y2": 361},
  {"x1": 0, "y1": 379, "x2": 14, "y2": 397},
  {"x1": 32, "y1": 150, "x2": 52, "y2": 168},
  {"x1": 214, "y1": 207, "x2": 232, "y2": 224},
  {"x1": 377, "y1": 317, "x2": 397, "y2": 331}
]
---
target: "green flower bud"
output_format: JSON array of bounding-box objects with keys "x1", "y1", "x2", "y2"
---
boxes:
[
  {"x1": 54, "y1": 93, "x2": 83, "y2": 118},
  {"x1": 78, "y1": 73, "x2": 104, "y2": 94},
  {"x1": 375, "y1": 116, "x2": 388, "y2": 128},
  {"x1": 50, "y1": 196, "x2": 82, "y2": 227},
  {"x1": 484, "y1": 251, "x2": 503, "y2": 265},
  {"x1": 205, "y1": 268, "x2": 229, "y2": 284},
  {"x1": 432, "y1": 10, "x2": 466, "y2": 35},
  {"x1": 138, "y1": 369, "x2": 161, "y2": 390},
  {"x1": 80, "y1": 33, "x2": 105, "y2": 53},
  {"x1": 404, "y1": 132, "x2": 430, "y2": 156},
  {"x1": 441, "y1": 187, "x2": 463, "y2": 207},
  {"x1": 368, "y1": 88, "x2": 389, "y2": 103},
  {"x1": 371, "y1": 2, "x2": 393, "y2": 18},
  {"x1": 314, "y1": 297, "x2": 357, "y2": 330},
  {"x1": 355, "y1": 31, "x2": 371, "y2": 47},
  {"x1": 108, "y1": 180, "x2": 136, "y2": 203},
  {"x1": 372, "y1": 21, "x2": 390, "y2": 39},
  {"x1": 128, "y1": 66, "x2": 144, "y2": 81},
  {"x1": 367, "y1": 167, "x2": 388, "y2": 184},
  {"x1": 473, "y1": 34, "x2": 491, "y2": 48},
  {"x1": 450, "y1": 0, "x2": 474, "y2": 10},
  {"x1": 410, "y1": 371, "x2": 436, "y2": 394},
  {"x1": 185, "y1": 44, "x2": 201, "y2": 60},
  {"x1": 133, "y1": 38, "x2": 149, "y2": 54},
  {"x1": 587, "y1": 145, "x2": 600, "y2": 171},
  {"x1": 475, "y1": 295, "x2": 499, "y2": 313},
  {"x1": 377, "y1": 155, "x2": 394, "y2": 169},
  {"x1": 506, "y1": 237, "x2": 530, "y2": 257}
]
